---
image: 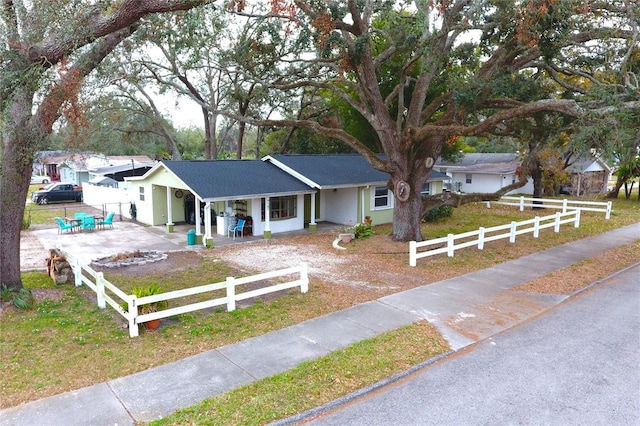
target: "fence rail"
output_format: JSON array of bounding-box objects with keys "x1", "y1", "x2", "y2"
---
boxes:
[
  {"x1": 486, "y1": 196, "x2": 611, "y2": 219},
  {"x1": 409, "y1": 210, "x2": 580, "y2": 267},
  {"x1": 60, "y1": 246, "x2": 308, "y2": 337}
]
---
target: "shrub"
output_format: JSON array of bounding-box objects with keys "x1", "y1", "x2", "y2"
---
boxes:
[
  {"x1": 422, "y1": 205, "x2": 454, "y2": 223},
  {"x1": 354, "y1": 223, "x2": 374, "y2": 239},
  {"x1": 0, "y1": 284, "x2": 35, "y2": 310}
]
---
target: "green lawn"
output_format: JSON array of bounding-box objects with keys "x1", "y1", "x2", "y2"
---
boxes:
[{"x1": 4, "y1": 192, "x2": 638, "y2": 422}]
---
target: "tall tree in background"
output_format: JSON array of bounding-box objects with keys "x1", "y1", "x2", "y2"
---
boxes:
[
  {"x1": 0, "y1": 0, "x2": 217, "y2": 291},
  {"x1": 254, "y1": 0, "x2": 637, "y2": 241}
]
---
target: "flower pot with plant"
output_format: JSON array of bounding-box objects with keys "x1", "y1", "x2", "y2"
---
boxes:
[
  {"x1": 122, "y1": 284, "x2": 169, "y2": 330},
  {"x1": 363, "y1": 216, "x2": 372, "y2": 225}
]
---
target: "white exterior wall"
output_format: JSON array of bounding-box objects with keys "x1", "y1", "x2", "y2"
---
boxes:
[
  {"x1": 251, "y1": 195, "x2": 305, "y2": 236},
  {"x1": 451, "y1": 172, "x2": 533, "y2": 195},
  {"x1": 319, "y1": 187, "x2": 358, "y2": 225},
  {"x1": 81, "y1": 184, "x2": 134, "y2": 218}
]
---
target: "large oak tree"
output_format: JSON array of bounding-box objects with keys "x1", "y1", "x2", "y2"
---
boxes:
[
  {"x1": 0, "y1": 0, "x2": 218, "y2": 290},
  {"x1": 251, "y1": 0, "x2": 637, "y2": 242}
]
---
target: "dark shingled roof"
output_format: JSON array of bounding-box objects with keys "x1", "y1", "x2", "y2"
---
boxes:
[
  {"x1": 160, "y1": 160, "x2": 314, "y2": 200},
  {"x1": 265, "y1": 154, "x2": 449, "y2": 188}
]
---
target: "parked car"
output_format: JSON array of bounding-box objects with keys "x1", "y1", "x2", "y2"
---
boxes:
[
  {"x1": 30, "y1": 174, "x2": 50, "y2": 184},
  {"x1": 30, "y1": 182, "x2": 83, "y2": 205}
]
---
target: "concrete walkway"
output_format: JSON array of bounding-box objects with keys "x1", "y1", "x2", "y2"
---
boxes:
[{"x1": 4, "y1": 223, "x2": 639, "y2": 425}]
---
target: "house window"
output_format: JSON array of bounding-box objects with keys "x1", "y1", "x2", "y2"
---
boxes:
[
  {"x1": 420, "y1": 183, "x2": 431, "y2": 196},
  {"x1": 139, "y1": 186, "x2": 145, "y2": 202},
  {"x1": 262, "y1": 196, "x2": 296, "y2": 220},
  {"x1": 465, "y1": 174, "x2": 472, "y2": 184},
  {"x1": 371, "y1": 186, "x2": 393, "y2": 210}
]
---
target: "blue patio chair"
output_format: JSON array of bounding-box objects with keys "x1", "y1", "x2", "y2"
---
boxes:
[
  {"x1": 81, "y1": 215, "x2": 96, "y2": 231},
  {"x1": 228, "y1": 218, "x2": 246, "y2": 239},
  {"x1": 98, "y1": 212, "x2": 115, "y2": 230},
  {"x1": 55, "y1": 217, "x2": 74, "y2": 234}
]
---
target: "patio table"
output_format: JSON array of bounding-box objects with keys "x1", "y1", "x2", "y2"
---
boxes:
[{"x1": 64, "y1": 217, "x2": 82, "y2": 232}]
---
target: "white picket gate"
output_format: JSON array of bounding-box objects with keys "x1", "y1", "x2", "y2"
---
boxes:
[{"x1": 409, "y1": 210, "x2": 580, "y2": 267}]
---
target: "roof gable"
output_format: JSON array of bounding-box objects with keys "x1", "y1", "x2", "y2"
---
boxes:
[
  {"x1": 265, "y1": 154, "x2": 450, "y2": 186},
  {"x1": 265, "y1": 154, "x2": 388, "y2": 188},
  {"x1": 158, "y1": 160, "x2": 314, "y2": 201}
]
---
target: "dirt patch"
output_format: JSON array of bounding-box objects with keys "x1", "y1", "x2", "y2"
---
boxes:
[{"x1": 92, "y1": 251, "x2": 205, "y2": 278}]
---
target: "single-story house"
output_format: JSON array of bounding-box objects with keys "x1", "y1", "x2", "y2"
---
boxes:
[
  {"x1": 562, "y1": 156, "x2": 611, "y2": 195},
  {"x1": 264, "y1": 154, "x2": 451, "y2": 226},
  {"x1": 435, "y1": 153, "x2": 534, "y2": 195},
  {"x1": 124, "y1": 155, "x2": 451, "y2": 243},
  {"x1": 125, "y1": 160, "x2": 316, "y2": 245}
]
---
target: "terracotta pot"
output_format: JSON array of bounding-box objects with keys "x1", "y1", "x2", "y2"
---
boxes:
[
  {"x1": 364, "y1": 218, "x2": 372, "y2": 225},
  {"x1": 144, "y1": 318, "x2": 161, "y2": 330},
  {"x1": 340, "y1": 233, "x2": 354, "y2": 243}
]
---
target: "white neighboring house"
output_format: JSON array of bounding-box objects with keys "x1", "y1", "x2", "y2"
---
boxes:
[
  {"x1": 435, "y1": 153, "x2": 534, "y2": 195},
  {"x1": 58, "y1": 154, "x2": 154, "y2": 186}
]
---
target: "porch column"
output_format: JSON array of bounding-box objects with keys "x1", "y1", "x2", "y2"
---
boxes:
[
  {"x1": 203, "y1": 202, "x2": 214, "y2": 247},
  {"x1": 309, "y1": 192, "x2": 317, "y2": 233},
  {"x1": 166, "y1": 186, "x2": 174, "y2": 232},
  {"x1": 195, "y1": 198, "x2": 203, "y2": 244},
  {"x1": 264, "y1": 197, "x2": 271, "y2": 239}
]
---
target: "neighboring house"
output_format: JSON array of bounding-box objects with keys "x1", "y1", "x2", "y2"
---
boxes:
[
  {"x1": 125, "y1": 160, "x2": 315, "y2": 244},
  {"x1": 562, "y1": 156, "x2": 611, "y2": 195},
  {"x1": 264, "y1": 154, "x2": 450, "y2": 226},
  {"x1": 35, "y1": 151, "x2": 153, "y2": 186},
  {"x1": 89, "y1": 162, "x2": 155, "y2": 186},
  {"x1": 435, "y1": 153, "x2": 534, "y2": 195}
]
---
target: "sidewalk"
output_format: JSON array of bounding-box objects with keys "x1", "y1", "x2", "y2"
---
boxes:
[{"x1": 4, "y1": 223, "x2": 639, "y2": 425}]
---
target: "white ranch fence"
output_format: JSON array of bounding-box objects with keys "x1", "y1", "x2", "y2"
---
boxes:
[
  {"x1": 485, "y1": 196, "x2": 611, "y2": 219},
  {"x1": 59, "y1": 246, "x2": 309, "y2": 337},
  {"x1": 409, "y1": 210, "x2": 580, "y2": 267}
]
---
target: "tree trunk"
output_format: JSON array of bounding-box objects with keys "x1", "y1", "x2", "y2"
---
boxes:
[
  {"x1": 606, "y1": 175, "x2": 626, "y2": 198},
  {"x1": 1, "y1": 90, "x2": 41, "y2": 290},
  {"x1": 392, "y1": 192, "x2": 424, "y2": 242}
]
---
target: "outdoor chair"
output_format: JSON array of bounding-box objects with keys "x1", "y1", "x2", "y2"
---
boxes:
[
  {"x1": 98, "y1": 212, "x2": 115, "y2": 230},
  {"x1": 81, "y1": 215, "x2": 96, "y2": 231},
  {"x1": 228, "y1": 218, "x2": 246, "y2": 239},
  {"x1": 55, "y1": 217, "x2": 74, "y2": 234}
]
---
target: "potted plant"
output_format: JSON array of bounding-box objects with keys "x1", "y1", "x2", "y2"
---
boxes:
[
  {"x1": 364, "y1": 215, "x2": 372, "y2": 225},
  {"x1": 339, "y1": 225, "x2": 355, "y2": 243},
  {"x1": 128, "y1": 284, "x2": 169, "y2": 330}
]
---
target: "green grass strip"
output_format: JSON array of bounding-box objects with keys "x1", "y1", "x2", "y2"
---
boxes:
[{"x1": 152, "y1": 321, "x2": 449, "y2": 425}]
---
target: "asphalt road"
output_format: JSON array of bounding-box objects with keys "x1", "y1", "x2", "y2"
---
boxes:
[{"x1": 304, "y1": 265, "x2": 640, "y2": 426}]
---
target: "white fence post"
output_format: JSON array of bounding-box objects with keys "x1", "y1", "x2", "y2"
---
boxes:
[
  {"x1": 447, "y1": 234, "x2": 455, "y2": 257},
  {"x1": 300, "y1": 262, "x2": 309, "y2": 293},
  {"x1": 128, "y1": 296, "x2": 138, "y2": 338},
  {"x1": 519, "y1": 196, "x2": 525, "y2": 211},
  {"x1": 226, "y1": 277, "x2": 236, "y2": 312},
  {"x1": 606, "y1": 201, "x2": 612, "y2": 219},
  {"x1": 509, "y1": 221, "x2": 517, "y2": 243},
  {"x1": 74, "y1": 257, "x2": 82, "y2": 287},
  {"x1": 96, "y1": 272, "x2": 106, "y2": 309},
  {"x1": 574, "y1": 209, "x2": 581, "y2": 228},
  {"x1": 478, "y1": 227, "x2": 485, "y2": 250},
  {"x1": 554, "y1": 212, "x2": 561, "y2": 232},
  {"x1": 562, "y1": 199, "x2": 568, "y2": 214},
  {"x1": 534, "y1": 216, "x2": 540, "y2": 238},
  {"x1": 409, "y1": 241, "x2": 417, "y2": 267}
]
